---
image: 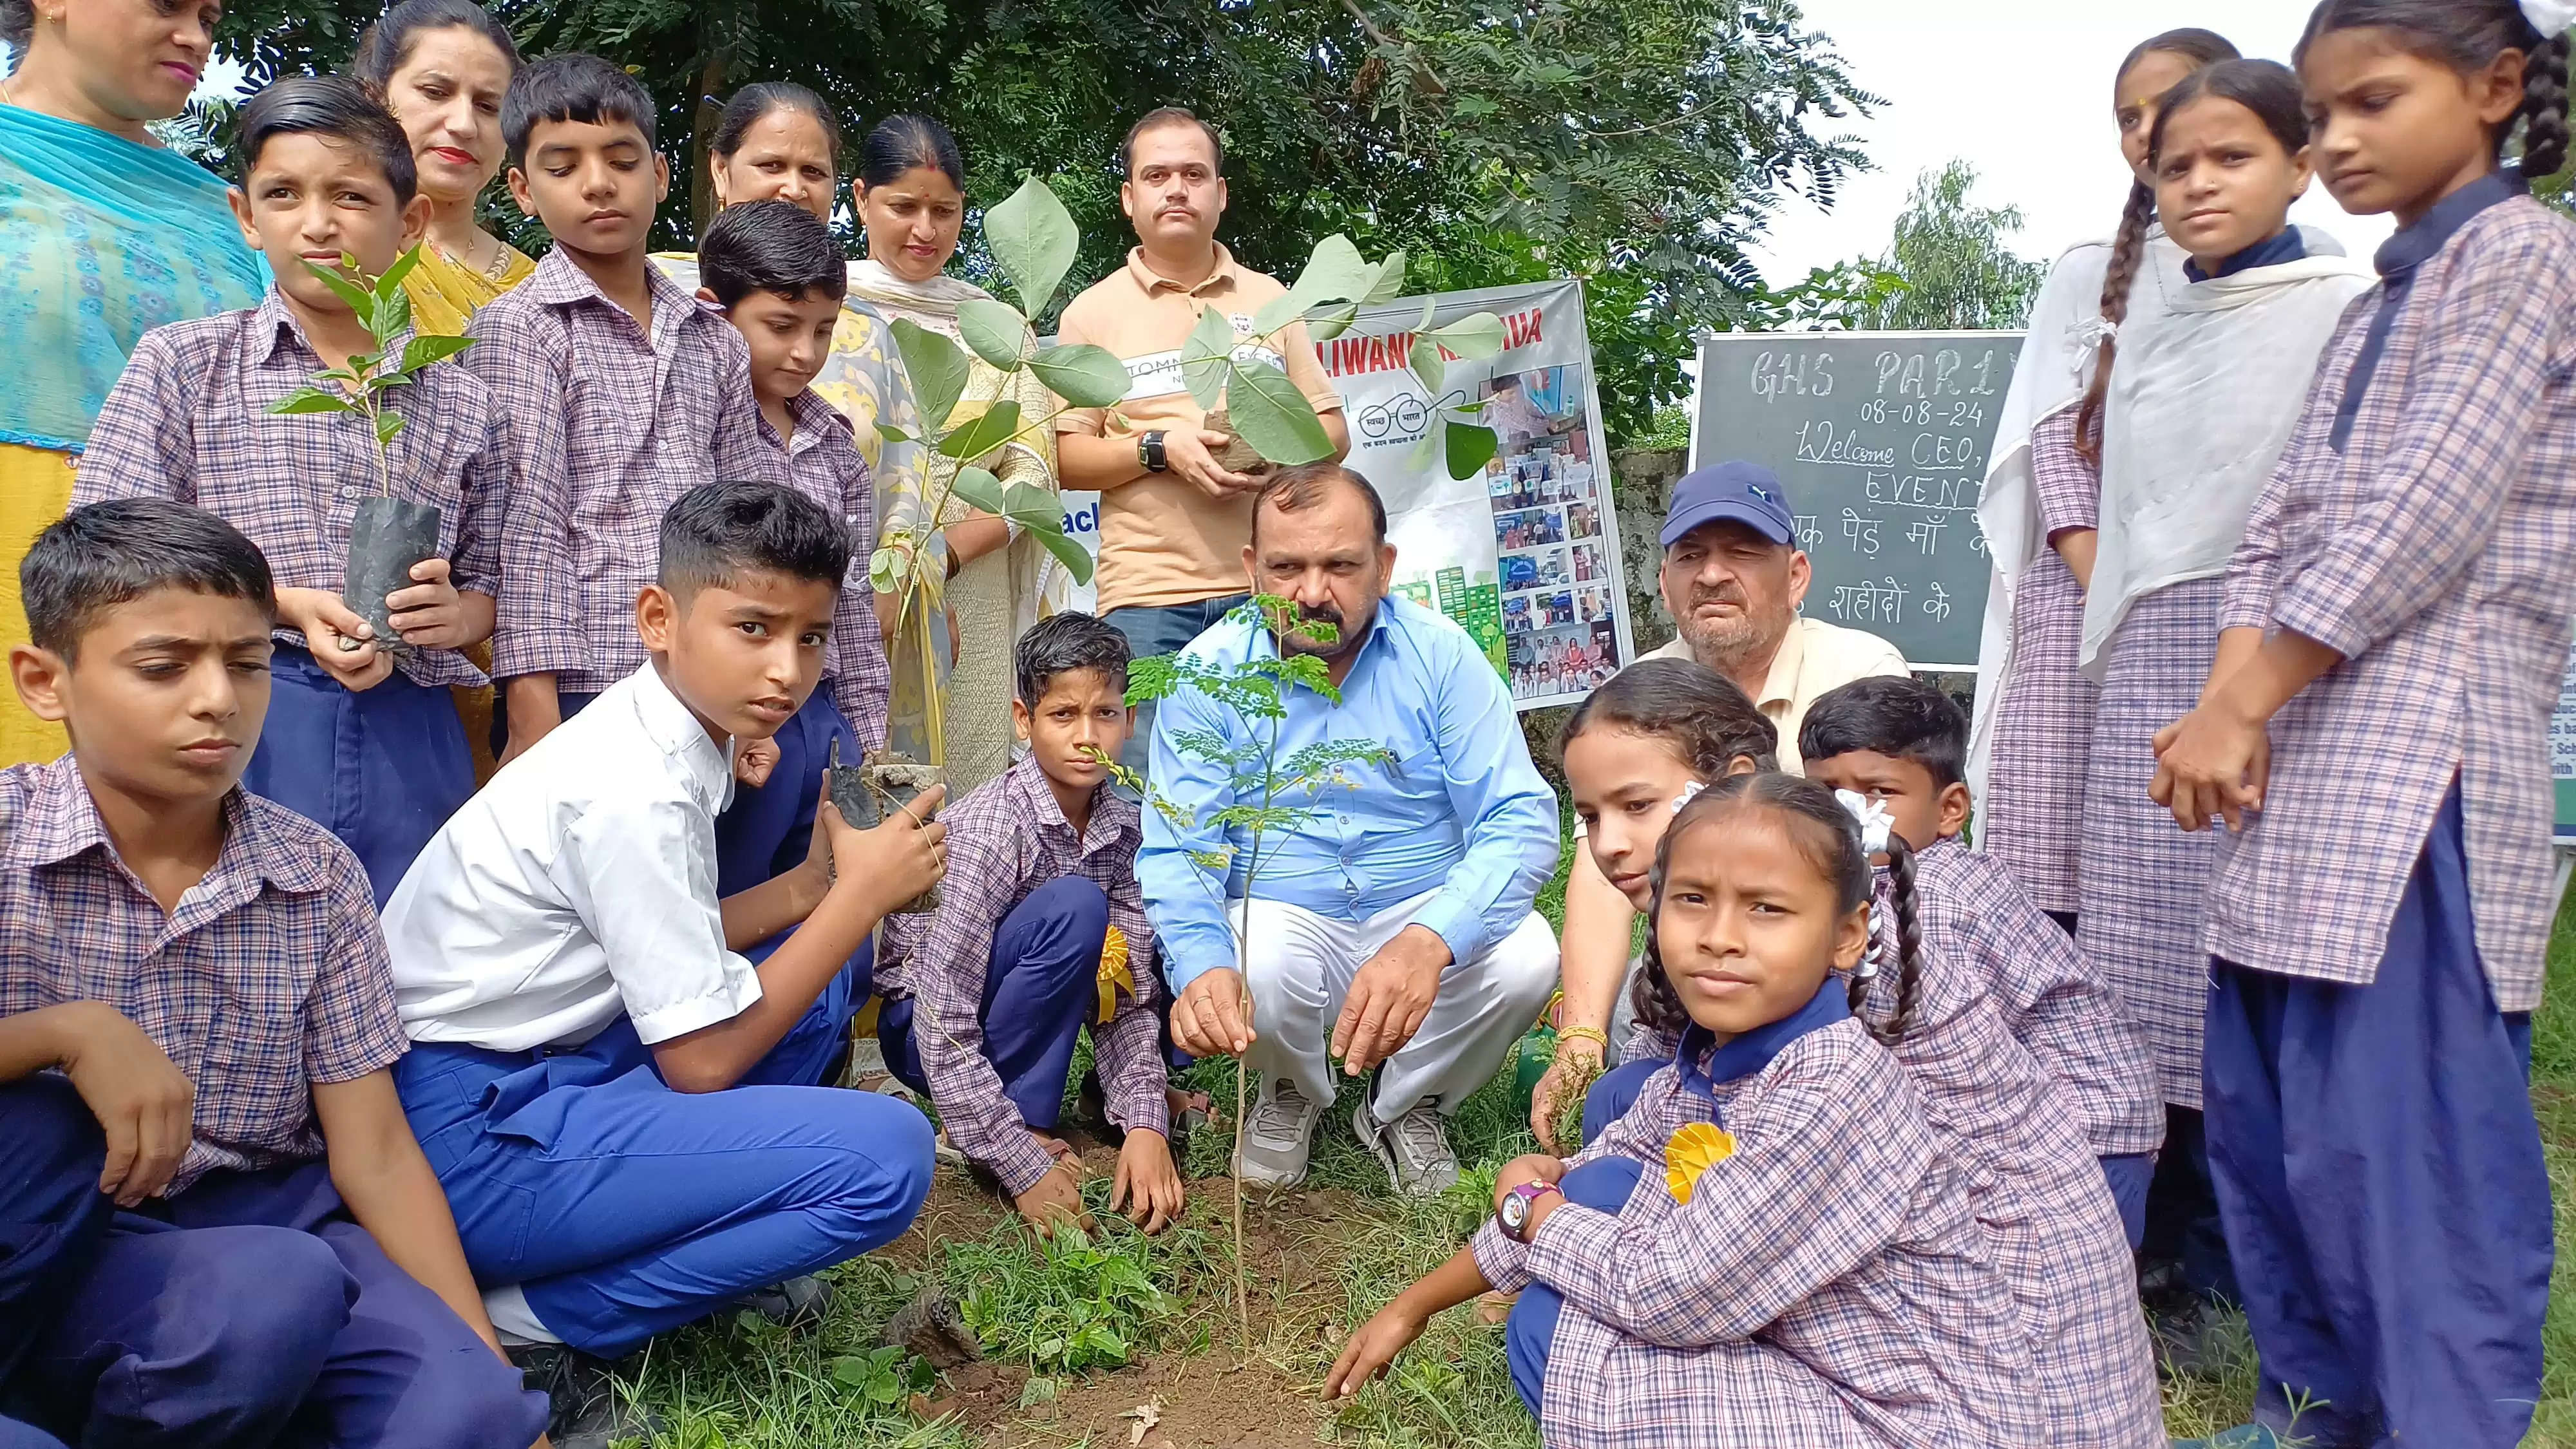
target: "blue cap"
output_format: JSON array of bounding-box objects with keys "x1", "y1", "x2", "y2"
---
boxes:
[{"x1": 1660, "y1": 460, "x2": 1796, "y2": 549}]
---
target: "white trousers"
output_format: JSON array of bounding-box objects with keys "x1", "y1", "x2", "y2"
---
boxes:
[{"x1": 1235, "y1": 888, "x2": 1560, "y2": 1121}]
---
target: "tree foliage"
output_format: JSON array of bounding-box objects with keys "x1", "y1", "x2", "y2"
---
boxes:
[
  {"x1": 1849, "y1": 159, "x2": 2046, "y2": 332},
  {"x1": 210, "y1": 0, "x2": 1878, "y2": 442}
]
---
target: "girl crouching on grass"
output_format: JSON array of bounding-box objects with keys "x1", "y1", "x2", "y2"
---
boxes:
[{"x1": 1325, "y1": 773, "x2": 2043, "y2": 1448}]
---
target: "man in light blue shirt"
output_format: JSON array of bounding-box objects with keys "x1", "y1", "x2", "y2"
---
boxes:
[{"x1": 1142, "y1": 464, "x2": 1560, "y2": 1195}]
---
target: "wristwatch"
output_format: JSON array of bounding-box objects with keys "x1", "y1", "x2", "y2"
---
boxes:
[
  {"x1": 1498, "y1": 1180, "x2": 1562, "y2": 1242},
  {"x1": 1139, "y1": 430, "x2": 1169, "y2": 473}
]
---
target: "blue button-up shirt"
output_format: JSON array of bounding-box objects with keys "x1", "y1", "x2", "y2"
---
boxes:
[{"x1": 1139, "y1": 596, "x2": 1559, "y2": 992}]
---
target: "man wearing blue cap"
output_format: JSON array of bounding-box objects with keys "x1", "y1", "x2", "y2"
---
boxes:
[{"x1": 1527, "y1": 459, "x2": 1908, "y2": 1151}]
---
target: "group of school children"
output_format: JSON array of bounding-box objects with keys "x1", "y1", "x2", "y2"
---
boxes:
[{"x1": 2, "y1": 0, "x2": 2574, "y2": 1446}]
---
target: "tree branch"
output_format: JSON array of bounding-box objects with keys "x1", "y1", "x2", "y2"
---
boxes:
[{"x1": 1337, "y1": 0, "x2": 1446, "y2": 96}]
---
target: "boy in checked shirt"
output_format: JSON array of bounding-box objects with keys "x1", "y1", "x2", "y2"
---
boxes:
[
  {"x1": 75, "y1": 77, "x2": 504, "y2": 908},
  {"x1": 694, "y1": 199, "x2": 892, "y2": 906},
  {"x1": 871, "y1": 613, "x2": 1183, "y2": 1236},
  {"x1": 0, "y1": 500, "x2": 542, "y2": 1449}
]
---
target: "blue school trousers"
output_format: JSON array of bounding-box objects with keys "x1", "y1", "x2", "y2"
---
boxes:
[
  {"x1": 878, "y1": 877, "x2": 1108, "y2": 1135},
  {"x1": 394, "y1": 945, "x2": 934, "y2": 1360},
  {"x1": 524, "y1": 684, "x2": 856, "y2": 902},
  {"x1": 243, "y1": 647, "x2": 473, "y2": 909},
  {"x1": 2099, "y1": 1152, "x2": 2152, "y2": 1251},
  {"x1": 1506, "y1": 1155, "x2": 1645, "y2": 1414},
  {"x1": 2203, "y1": 784, "x2": 2551, "y2": 1449},
  {"x1": 0, "y1": 1078, "x2": 545, "y2": 1449}
]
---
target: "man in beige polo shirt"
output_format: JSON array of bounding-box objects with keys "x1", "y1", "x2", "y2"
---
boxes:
[
  {"x1": 1531, "y1": 460, "x2": 1908, "y2": 1148},
  {"x1": 1054, "y1": 106, "x2": 1349, "y2": 774}
]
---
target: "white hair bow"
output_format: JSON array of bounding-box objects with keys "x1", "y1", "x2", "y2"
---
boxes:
[
  {"x1": 2070, "y1": 316, "x2": 2119, "y2": 352},
  {"x1": 1833, "y1": 789, "x2": 1895, "y2": 858},
  {"x1": 1671, "y1": 779, "x2": 1708, "y2": 815},
  {"x1": 2524, "y1": 0, "x2": 2576, "y2": 37}
]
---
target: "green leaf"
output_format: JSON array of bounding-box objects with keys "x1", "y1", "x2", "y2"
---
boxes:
[
  {"x1": 301, "y1": 256, "x2": 374, "y2": 319},
  {"x1": 874, "y1": 421, "x2": 912, "y2": 446},
  {"x1": 937, "y1": 400, "x2": 1024, "y2": 461},
  {"x1": 829, "y1": 1356, "x2": 870, "y2": 1388},
  {"x1": 1033, "y1": 523, "x2": 1094, "y2": 586},
  {"x1": 377, "y1": 245, "x2": 423, "y2": 298},
  {"x1": 946, "y1": 464, "x2": 1008, "y2": 516},
  {"x1": 1366, "y1": 249, "x2": 1410, "y2": 304},
  {"x1": 1027, "y1": 344, "x2": 1130, "y2": 409},
  {"x1": 395, "y1": 334, "x2": 474, "y2": 375},
  {"x1": 1226, "y1": 362, "x2": 1332, "y2": 465},
  {"x1": 1178, "y1": 305, "x2": 1234, "y2": 412},
  {"x1": 983, "y1": 173, "x2": 1079, "y2": 318},
  {"x1": 956, "y1": 297, "x2": 1032, "y2": 370},
  {"x1": 1442, "y1": 419, "x2": 1499, "y2": 480},
  {"x1": 1296, "y1": 233, "x2": 1373, "y2": 307},
  {"x1": 1430, "y1": 312, "x2": 1507, "y2": 359},
  {"x1": 375, "y1": 283, "x2": 413, "y2": 353},
  {"x1": 269, "y1": 387, "x2": 355, "y2": 416},
  {"x1": 1305, "y1": 302, "x2": 1359, "y2": 342},
  {"x1": 1408, "y1": 334, "x2": 1446, "y2": 393},
  {"x1": 374, "y1": 410, "x2": 405, "y2": 449},
  {"x1": 867, "y1": 546, "x2": 905, "y2": 595},
  {"x1": 890, "y1": 317, "x2": 971, "y2": 431}
]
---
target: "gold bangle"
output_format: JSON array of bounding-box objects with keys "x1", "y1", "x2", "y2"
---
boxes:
[{"x1": 1557, "y1": 1025, "x2": 1609, "y2": 1050}]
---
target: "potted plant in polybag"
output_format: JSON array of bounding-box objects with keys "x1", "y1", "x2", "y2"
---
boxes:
[{"x1": 264, "y1": 246, "x2": 474, "y2": 658}]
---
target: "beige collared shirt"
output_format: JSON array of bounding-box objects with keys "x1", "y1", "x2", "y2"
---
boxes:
[
  {"x1": 1054, "y1": 244, "x2": 1344, "y2": 612},
  {"x1": 1642, "y1": 616, "x2": 1910, "y2": 773}
]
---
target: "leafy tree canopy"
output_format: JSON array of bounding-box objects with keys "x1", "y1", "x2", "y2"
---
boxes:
[
  {"x1": 210, "y1": 0, "x2": 1879, "y2": 442},
  {"x1": 1848, "y1": 158, "x2": 2045, "y2": 332}
]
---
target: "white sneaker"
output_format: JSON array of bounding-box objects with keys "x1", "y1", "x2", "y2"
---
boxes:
[
  {"x1": 1235, "y1": 1075, "x2": 1323, "y2": 1189},
  {"x1": 1357, "y1": 1097, "x2": 1459, "y2": 1197}
]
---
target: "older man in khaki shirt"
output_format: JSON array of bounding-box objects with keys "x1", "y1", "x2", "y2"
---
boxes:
[{"x1": 1055, "y1": 108, "x2": 1349, "y2": 773}]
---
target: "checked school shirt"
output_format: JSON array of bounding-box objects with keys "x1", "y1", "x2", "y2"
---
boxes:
[
  {"x1": 468, "y1": 247, "x2": 784, "y2": 690},
  {"x1": 2212, "y1": 178, "x2": 2576, "y2": 1009},
  {"x1": 1907, "y1": 838, "x2": 2162, "y2": 1157},
  {"x1": 874, "y1": 756, "x2": 1165, "y2": 1195},
  {"x1": 1470, "y1": 1019, "x2": 2043, "y2": 1448},
  {"x1": 761, "y1": 388, "x2": 889, "y2": 752},
  {"x1": 0, "y1": 759, "x2": 409, "y2": 1195},
  {"x1": 74, "y1": 289, "x2": 507, "y2": 690},
  {"x1": 1862, "y1": 892, "x2": 2164, "y2": 1448}
]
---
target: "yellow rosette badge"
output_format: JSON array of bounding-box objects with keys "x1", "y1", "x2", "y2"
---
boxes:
[
  {"x1": 1663, "y1": 1122, "x2": 1737, "y2": 1205},
  {"x1": 1095, "y1": 923, "x2": 1135, "y2": 1025}
]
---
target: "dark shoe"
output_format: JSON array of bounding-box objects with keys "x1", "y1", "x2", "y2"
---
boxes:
[
  {"x1": 2148, "y1": 1291, "x2": 2228, "y2": 1379},
  {"x1": 737, "y1": 1274, "x2": 834, "y2": 1329},
  {"x1": 510, "y1": 1343, "x2": 661, "y2": 1449}
]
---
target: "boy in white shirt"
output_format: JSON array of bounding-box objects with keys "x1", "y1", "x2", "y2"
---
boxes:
[{"x1": 380, "y1": 482, "x2": 944, "y2": 1439}]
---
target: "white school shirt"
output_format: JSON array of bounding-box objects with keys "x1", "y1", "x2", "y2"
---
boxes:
[{"x1": 383, "y1": 662, "x2": 764, "y2": 1052}]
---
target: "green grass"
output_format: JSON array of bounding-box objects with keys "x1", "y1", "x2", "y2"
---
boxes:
[{"x1": 621, "y1": 864, "x2": 2576, "y2": 1447}]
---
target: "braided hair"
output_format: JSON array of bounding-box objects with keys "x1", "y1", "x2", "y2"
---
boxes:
[
  {"x1": 2297, "y1": 0, "x2": 2572, "y2": 180},
  {"x1": 1633, "y1": 773, "x2": 1926, "y2": 1048},
  {"x1": 2074, "y1": 28, "x2": 2242, "y2": 465},
  {"x1": 2, "y1": 0, "x2": 31, "y2": 73}
]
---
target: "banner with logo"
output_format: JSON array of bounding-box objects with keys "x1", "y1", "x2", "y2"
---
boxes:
[{"x1": 1040, "y1": 278, "x2": 1633, "y2": 711}]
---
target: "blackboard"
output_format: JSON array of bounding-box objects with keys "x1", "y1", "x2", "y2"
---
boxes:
[{"x1": 1691, "y1": 332, "x2": 2023, "y2": 668}]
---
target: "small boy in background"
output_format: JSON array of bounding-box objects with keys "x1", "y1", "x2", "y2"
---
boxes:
[
  {"x1": 1800, "y1": 675, "x2": 2164, "y2": 1246},
  {"x1": 469, "y1": 53, "x2": 784, "y2": 770},
  {"x1": 74, "y1": 77, "x2": 502, "y2": 907},
  {"x1": 873, "y1": 612, "x2": 1183, "y2": 1236},
  {"x1": 0, "y1": 500, "x2": 542, "y2": 1448},
  {"x1": 694, "y1": 198, "x2": 890, "y2": 896}
]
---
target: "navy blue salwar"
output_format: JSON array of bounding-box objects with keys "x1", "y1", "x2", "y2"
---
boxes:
[
  {"x1": 242, "y1": 647, "x2": 475, "y2": 909},
  {"x1": 1505, "y1": 1155, "x2": 1645, "y2": 1414},
  {"x1": 0, "y1": 1078, "x2": 545, "y2": 1449},
  {"x1": 2204, "y1": 784, "x2": 2551, "y2": 1448}
]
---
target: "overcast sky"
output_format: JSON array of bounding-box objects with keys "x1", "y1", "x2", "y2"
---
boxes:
[{"x1": 1753, "y1": 0, "x2": 2397, "y2": 285}]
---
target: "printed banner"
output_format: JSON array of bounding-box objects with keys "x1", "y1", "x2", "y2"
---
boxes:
[{"x1": 1040, "y1": 278, "x2": 1633, "y2": 712}]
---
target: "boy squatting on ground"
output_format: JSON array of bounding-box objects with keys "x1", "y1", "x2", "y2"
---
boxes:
[
  {"x1": 0, "y1": 500, "x2": 545, "y2": 1449},
  {"x1": 868, "y1": 612, "x2": 1185, "y2": 1236},
  {"x1": 1797, "y1": 676, "x2": 2166, "y2": 1247},
  {"x1": 72, "y1": 77, "x2": 505, "y2": 911},
  {"x1": 380, "y1": 483, "x2": 943, "y2": 1446},
  {"x1": 467, "y1": 55, "x2": 867, "y2": 924}
]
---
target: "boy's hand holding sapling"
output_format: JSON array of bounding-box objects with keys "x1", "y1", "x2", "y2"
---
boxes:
[
  {"x1": 274, "y1": 587, "x2": 393, "y2": 690},
  {"x1": 383, "y1": 556, "x2": 484, "y2": 650}
]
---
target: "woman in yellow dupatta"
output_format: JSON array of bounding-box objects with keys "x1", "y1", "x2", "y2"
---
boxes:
[
  {"x1": 356, "y1": 0, "x2": 531, "y2": 777},
  {"x1": 814, "y1": 114, "x2": 1059, "y2": 797},
  {"x1": 0, "y1": 0, "x2": 268, "y2": 765}
]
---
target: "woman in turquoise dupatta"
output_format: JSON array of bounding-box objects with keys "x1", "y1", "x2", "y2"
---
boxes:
[{"x1": 0, "y1": 0, "x2": 267, "y2": 765}]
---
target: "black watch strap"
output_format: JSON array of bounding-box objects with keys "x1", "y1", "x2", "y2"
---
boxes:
[{"x1": 1140, "y1": 430, "x2": 1168, "y2": 473}]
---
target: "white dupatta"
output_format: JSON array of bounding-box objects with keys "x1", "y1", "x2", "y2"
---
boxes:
[{"x1": 2080, "y1": 243, "x2": 2373, "y2": 676}]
